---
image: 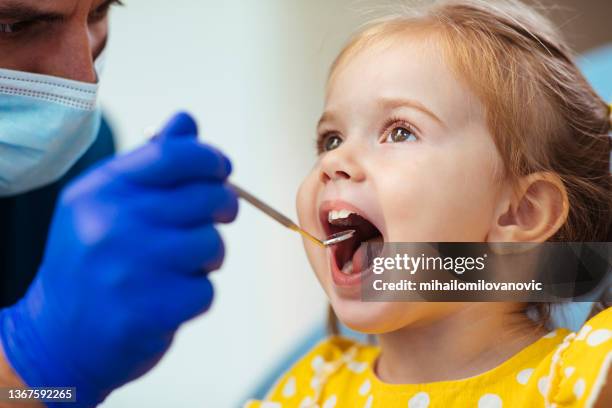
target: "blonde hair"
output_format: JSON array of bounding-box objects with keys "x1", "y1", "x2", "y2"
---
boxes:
[{"x1": 326, "y1": 0, "x2": 611, "y2": 332}]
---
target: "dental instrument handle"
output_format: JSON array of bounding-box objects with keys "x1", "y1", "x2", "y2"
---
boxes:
[{"x1": 227, "y1": 181, "x2": 325, "y2": 247}]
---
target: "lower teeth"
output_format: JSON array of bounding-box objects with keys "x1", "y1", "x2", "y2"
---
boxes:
[{"x1": 341, "y1": 260, "x2": 354, "y2": 275}]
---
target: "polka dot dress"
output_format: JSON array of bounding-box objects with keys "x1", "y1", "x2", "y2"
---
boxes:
[{"x1": 244, "y1": 308, "x2": 611, "y2": 407}]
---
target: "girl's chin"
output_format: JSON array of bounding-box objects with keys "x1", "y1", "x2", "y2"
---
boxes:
[{"x1": 329, "y1": 297, "x2": 413, "y2": 335}]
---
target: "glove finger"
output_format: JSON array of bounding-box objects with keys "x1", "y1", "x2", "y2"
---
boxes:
[
  {"x1": 155, "y1": 111, "x2": 198, "y2": 141},
  {"x1": 137, "y1": 183, "x2": 239, "y2": 226},
  {"x1": 149, "y1": 225, "x2": 226, "y2": 274},
  {"x1": 105, "y1": 138, "x2": 232, "y2": 187},
  {"x1": 149, "y1": 276, "x2": 215, "y2": 331}
]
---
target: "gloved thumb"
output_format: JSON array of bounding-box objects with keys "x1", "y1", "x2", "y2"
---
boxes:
[{"x1": 156, "y1": 111, "x2": 198, "y2": 141}]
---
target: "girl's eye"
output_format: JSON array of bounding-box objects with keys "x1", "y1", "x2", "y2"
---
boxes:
[
  {"x1": 319, "y1": 134, "x2": 343, "y2": 152},
  {"x1": 385, "y1": 126, "x2": 417, "y2": 143}
]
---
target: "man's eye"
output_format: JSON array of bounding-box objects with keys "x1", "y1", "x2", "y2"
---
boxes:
[
  {"x1": 319, "y1": 134, "x2": 343, "y2": 152},
  {"x1": 89, "y1": 8, "x2": 109, "y2": 23},
  {"x1": 0, "y1": 21, "x2": 32, "y2": 34},
  {"x1": 384, "y1": 126, "x2": 417, "y2": 143},
  {"x1": 90, "y1": 0, "x2": 123, "y2": 24}
]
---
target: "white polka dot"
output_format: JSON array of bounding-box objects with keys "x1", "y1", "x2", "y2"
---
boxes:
[
  {"x1": 359, "y1": 379, "x2": 371, "y2": 396},
  {"x1": 364, "y1": 394, "x2": 373, "y2": 408},
  {"x1": 564, "y1": 366, "x2": 575, "y2": 378},
  {"x1": 573, "y1": 378, "x2": 586, "y2": 399},
  {"x1": 538, "y1": 376, "x2": 550, "y2": 397},
  {"x1": 478, "y1": 393, "x2": 502, "y2": 408},
  {"x1": 408, "y1": 391, "x2": 430, "y2": 408},
  {"x1": 299, "y1": 396, "x2": 315, "y2": 408},
  {"x1": 310, "y1": 377, "x2": 320, "y2": 390},
  {"x1": 322, "y1": 394, "x2": 337, "y2": 408},
  {"x1": 282, "y1": 376, "x2": 296, "y2": 398},
  {"x1": 321, "y1": 363, "x2": 337, "y2": 376},
  {"x1": 312, "y1": 355, "x2": 325, "y2": 371},
  {"x1": 516, "y1": 368, "x2": 534, "y2": 385},
  {"x1": 543, "y1": 330, "x2": 557, "y2": 338},
  {"x1": 586, "y1": 329, "x2": 611, "y2": 347},
  {"x1": 576, "y1": 325, "x2": 592, "y2": 341},
  {"x1": 261, "y1": 402, "x2": 281, "y2": 408},
  {"x1": 348, "y1": 361, "x2": 368, "y2": 373},
  {"x1": 342, "y1": 352, "x2": 355, "y2": 363}
]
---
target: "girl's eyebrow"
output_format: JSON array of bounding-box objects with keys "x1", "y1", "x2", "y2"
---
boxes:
[
  {"x1": 317, "y1": 111, "x2": 337, "y2": 130},
  {"x1": 317, "y1": 97, "x2": 446, "y2": 131},
  {"x1": 378, "y1": 97, "x2": 446, "y2": 128}
]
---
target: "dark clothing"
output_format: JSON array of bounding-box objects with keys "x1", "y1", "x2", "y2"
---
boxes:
[{"x1": 0, "y1": 117, "x2": 116, "y2": 307}]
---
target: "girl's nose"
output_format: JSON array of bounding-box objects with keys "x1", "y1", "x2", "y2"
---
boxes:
[{"x1": 319, "y1": 142, "x2": 366, "y2": 184}]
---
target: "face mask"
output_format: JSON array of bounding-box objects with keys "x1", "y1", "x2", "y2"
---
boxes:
[{"x1": 0, "y1": 59, "x2": 103, "y2": 196}]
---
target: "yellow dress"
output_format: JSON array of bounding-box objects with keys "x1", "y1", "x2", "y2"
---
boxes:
[{"x1": 245, "y1": 307, "x2": 611, "y2": 408}]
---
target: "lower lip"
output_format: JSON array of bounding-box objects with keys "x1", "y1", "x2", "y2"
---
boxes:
[{"x1": 329, "y1": 249, "x2": 373, "y2": 288}]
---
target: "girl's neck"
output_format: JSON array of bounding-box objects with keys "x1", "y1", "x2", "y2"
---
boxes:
[{"x1": 375, "y1": 303, "x2": 547, "y2": 384}]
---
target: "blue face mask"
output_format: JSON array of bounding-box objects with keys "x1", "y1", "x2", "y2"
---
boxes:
[{"x1": 0, "y1": 62, "x2": 103, "y2": 196}]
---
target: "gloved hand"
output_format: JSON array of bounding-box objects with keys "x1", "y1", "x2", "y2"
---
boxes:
[{"x1": 0, "y1": 112, "x2": 238, "y2": 407}]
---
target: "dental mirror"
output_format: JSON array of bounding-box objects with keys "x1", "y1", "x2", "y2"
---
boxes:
[
  {"x1": 228, "y1": 182, "x2": 355, "y2": 247},
  {"x1": 322, "y1": 230, "x2": 356, "y2": 246}
]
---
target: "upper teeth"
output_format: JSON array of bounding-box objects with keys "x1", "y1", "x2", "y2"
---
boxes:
[{"x1": 328, "y1": 209, "x2": 355, "y2": 223}]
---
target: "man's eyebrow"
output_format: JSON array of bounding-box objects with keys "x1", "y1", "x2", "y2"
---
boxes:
[
  {"x1": 0, "y1": 1, "x2": 64, "y2": 21},
  {"x1": 379, "y1": 97, "x2": 446, "y2": 127}
]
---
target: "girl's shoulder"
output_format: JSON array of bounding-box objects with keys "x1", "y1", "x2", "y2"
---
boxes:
[
  {"x1": 546, "y1": 306, "x2": 611, "y2": 407},
  {"x1": 243, "y1": 336, "x2": 376, "y2": 408},
  {"x1": 243, "y1": 309, "x2": 611, "y2": 408}
]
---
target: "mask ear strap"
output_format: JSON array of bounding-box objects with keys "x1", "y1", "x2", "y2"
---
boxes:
[{"x1": 94, "y1": 48, "x2": 107, "y2": 82}]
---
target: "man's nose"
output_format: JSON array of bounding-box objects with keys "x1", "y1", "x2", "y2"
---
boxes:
[
  {"x1": 319, "y1": 140, "x2": 366, "y2": 183},
  {"x1": 42, "y1": 23, "x2": 97, "y2": 83}
]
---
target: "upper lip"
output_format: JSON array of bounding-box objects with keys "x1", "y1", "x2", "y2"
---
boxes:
[{"x1": 318, "y1": 199, "x2": 383, "y2": 240}]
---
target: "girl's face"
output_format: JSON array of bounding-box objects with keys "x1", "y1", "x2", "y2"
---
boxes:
[{"x1": 296, "y1": 36, "x2": 508, "y2": 333}]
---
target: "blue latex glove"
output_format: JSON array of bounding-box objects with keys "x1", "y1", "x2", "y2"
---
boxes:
[{"x1": 0, "y1": 112, "x2": 238, "y2": 407}]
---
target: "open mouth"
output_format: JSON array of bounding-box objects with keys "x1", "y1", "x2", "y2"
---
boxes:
[{"x1": 320, "y1": 206, "x2": 384, "y2": 280}]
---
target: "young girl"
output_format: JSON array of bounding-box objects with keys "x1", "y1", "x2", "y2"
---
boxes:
[{"x1": 247, "y1": 0, "x2": 611, "y2": 406}]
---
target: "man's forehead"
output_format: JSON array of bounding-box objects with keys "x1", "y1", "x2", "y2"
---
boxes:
[
  {"x1": 0, "y1": 0, "x2": 103, "y2": 17},
  {"x1": 0, "y1": 0, "x2": 73, "y2": 12}
]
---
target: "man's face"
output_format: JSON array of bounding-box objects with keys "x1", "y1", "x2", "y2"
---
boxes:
[{"x1": 0, "y1": 0, "x2": 120, "y2": 83}]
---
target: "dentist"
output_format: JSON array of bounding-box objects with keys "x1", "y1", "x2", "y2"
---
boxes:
[{"x1": 0, "y1": 1, "x2": 238, "y2": 406}]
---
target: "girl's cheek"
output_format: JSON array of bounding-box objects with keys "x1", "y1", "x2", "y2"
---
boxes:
[
  {"x1": 297, "y1": 171, "x2": 333, "y2": 289},
  {"x1": 373, "y1": 148, "x2": 497, "y2": 241},
  {"x1": 296, "y1": 171, "x2": 320, "y2": 232}
]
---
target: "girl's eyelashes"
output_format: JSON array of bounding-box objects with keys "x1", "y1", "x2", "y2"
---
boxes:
[
  {"x1": 382, "y1": 118, "x2": 419, "y2": 144},
  {"x1": 316, "y1": 132, "x2": 343, "y2": 154},
  {"x1": 315, "y1": 118, "x2": 418, "y2": 154}
]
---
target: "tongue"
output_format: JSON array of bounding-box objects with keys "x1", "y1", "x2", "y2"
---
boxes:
[{"x1": 343, "y1": 235, "x2": 383, "y2": 275}]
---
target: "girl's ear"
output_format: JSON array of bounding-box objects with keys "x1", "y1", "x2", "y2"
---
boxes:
[{"x1": 487, "y1": 172, "x2": 569, "y2": 242}]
